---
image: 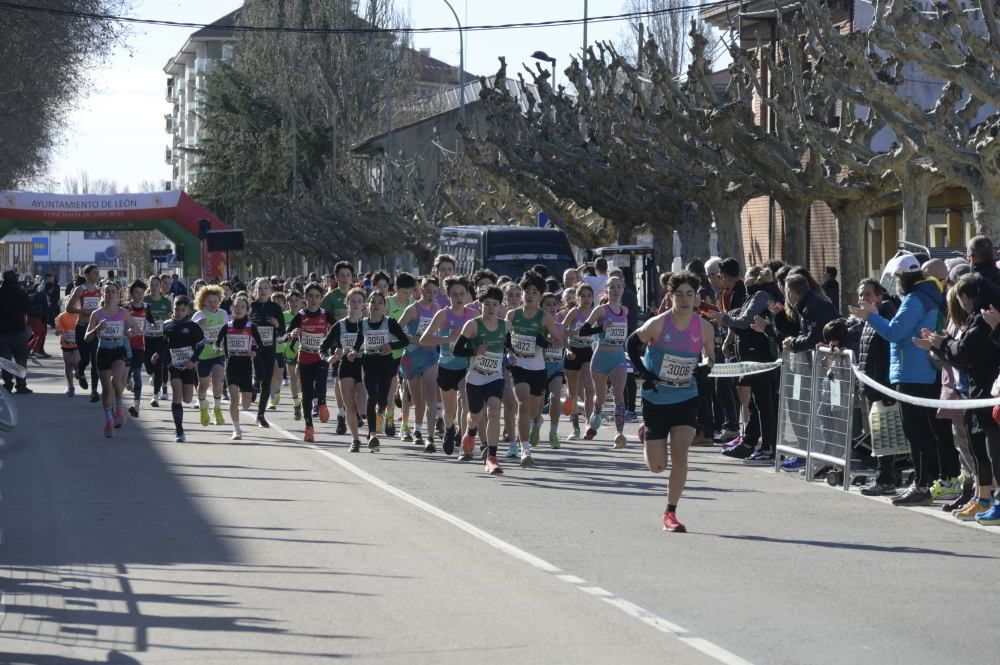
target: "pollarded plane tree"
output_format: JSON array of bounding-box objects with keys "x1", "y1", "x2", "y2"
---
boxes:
[{"x1": 801, "y1": 0, "x2": 1000, "y2": 241}]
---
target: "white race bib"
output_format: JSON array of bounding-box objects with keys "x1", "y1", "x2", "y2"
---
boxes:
[
  {"x1": 257, "y1": 326, "x2": 274, "y2": 345},
  {"x1": 99, "y1": 320, "x2": 124, "y2": 340},
  {"x1": 340, "y1": 332, "x2": 358, "y2": 351},
  {"x1": 472, "y1": 351, "x2": 503, "y2": 376},
  {"x1": 364, "y1": 330, "x2": 388, "y2": 352},
  {"x1": 63, "y1": 331, "x2": 76, "y2": 346},
  {"x1": 301, "y1": 332, "x2": 323, "y2": 353},
  {"x1": 605, "y1": 323, "x2": 627, "y2": 344},
  {"x1": 544, "y1": 347, "x2": 563, "y2": 363},
  {"x1": 131, "y1": 318, "x2": 146, "y2": 334},
  {"x1": 226, "y1": 334, "x2": 252, "y2": 356},
  {"x1": 145, "y1": 321, "x2": 163, "y2": 337},
  {"x1": 170, "y1": 345, "x2": 194, "y2": 368},
  {"x1": 658, "y1": 353, "x2": 697, "y2": 387},
  {"x1": 416, "y1": 317, "x2": 433, "y2": 336},
  {"x1": 202, "y1": 324, "x2": 222, "y2": 344},
  {"x1": 510, "y1": 333, "x2": 537, "y2": 358},
  {"x1": 82, "y1": 296, "x2": 100, "y2": 311}
]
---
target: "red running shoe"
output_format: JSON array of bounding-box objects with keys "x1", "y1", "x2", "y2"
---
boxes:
[
  {"x1": 318, "y1": 404, "x2": 330, "y2": 424},
  {"x1": 485, "y1": 455, "x2": 503, "y2": 475},
  {"x1": 304, "y1": 426, "x2": 315, "y2": 442},
  {"x1": 663, "y1": 511, "x2": 686, "y2": 533},
  {"x1": 460, "y1": 433, "x2": 476, "y2": 456}
]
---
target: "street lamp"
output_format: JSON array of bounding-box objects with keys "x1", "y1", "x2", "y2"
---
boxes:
[
  {"x1": 531, "y1": 50, "x2": 557, "y2": 89},
  {"x1": 441, "y1": 0, "x2": 465, "y2": 124}
]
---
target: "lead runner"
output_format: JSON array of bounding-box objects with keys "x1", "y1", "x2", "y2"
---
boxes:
[{"x1": 627, "y1": 271, "x2": 715, "y2": 532}]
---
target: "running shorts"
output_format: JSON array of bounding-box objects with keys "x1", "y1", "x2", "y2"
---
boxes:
[
  {"x1": 96, "y1": 346, "x2": 128, "y2": 372},
  {"x1": 642, "y1": 396, "x2": 698, "y2": 440},
  {"x1": 564, "y1": 346, "x2": 594, "y2": 371},
  {"x1": 437, "y1": 366, "x2": 467, "y2": 392},
  {"x1": 226, "y1": 359, "x2": 254, "y2": 393},
  {"x1": 510, "y1": 366, "x2": 548, "y2": 397},
  {"x1": 591, "y1": 347, "x2": 627, "y2": 375},
  {"x1": 197, "y1": 355, "x2": 225, "y2": 378},
  {"x1": 467, "y1": 378, "x2": 504, "y2": 414}
]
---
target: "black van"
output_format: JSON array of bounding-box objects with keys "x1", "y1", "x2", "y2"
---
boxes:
[{"x1": 438, "y1": 226, "x2": 576, "y2": 281}]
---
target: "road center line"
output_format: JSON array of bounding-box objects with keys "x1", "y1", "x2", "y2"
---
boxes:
[{"x1": 267, "y1": 421, "x2": 754, "y2": 665}]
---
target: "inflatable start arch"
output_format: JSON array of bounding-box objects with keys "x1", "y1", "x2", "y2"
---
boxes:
[{"x1": 0, "y1": 190, "x2": 227, "y2": 279}]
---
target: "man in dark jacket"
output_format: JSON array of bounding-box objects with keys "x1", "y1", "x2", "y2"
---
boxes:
[
  {"x1": 968, "y1": 235, "x2": 999, "y2": 285},
  {"x1": 822, "y1": 267, "x2": 840, "y2": 312},
  {"x1": 0, "y1": 270, "x2": 31, "y2": 393},
  {"x1": 781, "y1": 274, "x2": 839, "y2": 353}
]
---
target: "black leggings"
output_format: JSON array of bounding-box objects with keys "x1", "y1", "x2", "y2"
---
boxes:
[
  {"x1": 363, "y1": 355, "x2": 395, "y2": 437},
  {"x1": 144, "y1": 337, "x2": 165, "y2": 396},
  {"x1": 742, "y1": 368, "x2": 779, "y2": 452},
  {"x1": 969, "y1": 408, "x2": 1000, "y2": 488},
  {"x1": 254, "y1": 349, "x2": 275, "y2": 418},
  {"x1": 300, "y1": 361, "x2": 326, "y2": 427},
  {"x1": 896, "y1": 383, "x2": 958, "y2": 486},
  {"x1": 75, "y1": 323, "x2": 98, "y2": 389}
]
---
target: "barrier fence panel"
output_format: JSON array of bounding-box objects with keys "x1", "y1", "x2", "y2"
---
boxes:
[
  {"x1": 775, "y1": 350, "x2": 815, "y2": 472},
  {"x1": 809, "y1": 347, "x2": 858, "y2": 490}
]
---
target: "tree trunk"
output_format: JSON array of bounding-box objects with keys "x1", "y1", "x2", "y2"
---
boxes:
[
  {"x1": 675, "y1": 201, "x2": 710, "y2": 264},
  {"x1": 970, "y1": 184, "x2": 1000, "y2": 241},
  {"x1": 710, "y1": 197, "x2": 745, "y2": 263},
  {"x1": 832, "y1": 203, "x2": 868, "y2": 316},
  {"x1": 780, "y1": 199, "x2": 811, "y2": 267},
  {"x1": 898, "y1": 167, "x2": 933, "y2": 246},
  {"x1": 649, "y1": 222, "x2": 675, "y2": 278}
]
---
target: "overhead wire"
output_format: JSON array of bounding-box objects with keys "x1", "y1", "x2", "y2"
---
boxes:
[{"x1": 0, "y1": 0, "x2": 736, "y2": 35}]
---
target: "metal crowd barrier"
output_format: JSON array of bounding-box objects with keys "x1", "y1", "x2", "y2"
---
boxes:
[{"x1": 774, "y1": 347, "x2": 860, "y2": 490}]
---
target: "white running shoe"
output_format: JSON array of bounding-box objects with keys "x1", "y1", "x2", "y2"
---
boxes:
[
  {"x1": 505, "y1": 440, "x2": 522, "y2": 459},
  {"x1": 520, "y1": 441, "x2": 535, "y2": 468}
]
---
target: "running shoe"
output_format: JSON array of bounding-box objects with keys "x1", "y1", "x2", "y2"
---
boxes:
[
  {"x1": 743, "y1": 449, "x2": 774, "y2": 466},
  {"x1": 424, "y1": 439, "x2": 436, "y2": 454},
  {"x1": 89, "y1": 392, "x2": 100, "y2": 403},
  {"x1": 663, "y1": 511, "x2": 686, "y2": 533},
  {"x1": 271, "y1": 393, "x2": 281, "y2": 407},
  {"x1": 14, "y1": 385, "x2": 32, "y2": 395},
  {"x1": 860, "y1": 482, "x2": 898, "y2": 496},
  {"x1": 443, "y1": 426, "x2": 456, "y2": 456},
  {"x1": 716, "y1": 434, "x2": 743, "y2": 448},
  {"x1": 612, "y1": 433, "x2": 627, "y2": 449},
  {"x1": 891, "y1": 485, "x2": 933, "y2": 506},
  {"x1": 231, "y1": 430, "x2": 242, "y2": 441},
  {"x1": 349, "y1": 440, "x2": 361, "y2": 453},
  {"x1": 199, "y1": 405, "x2": 210, "y2": 427},
  {"x1": 548, "y1": 431, "x2": 561, "y2": 449},
  {"x1": 460, "y1": 432, "x2": 476, "y2": 456},
  {"x1": 126, "y1": 373, "x2": 134, "y2": 392},
  {"x1": 930, "y1": 478, "x2": 963, "y2": 502},
  {"x1": 312, "y1": 404, "x2": 320, "y2": 419},
  {"x1": 257, "y1": 415, "x2": 270, "y2": 428},
  {"x1": 529, "y1": 418, "x2": 542, "y2": 447},
  {"x1": 376, "y1": 413, "x2": 384, "y2": 434},
  {"x1": 294, "y1": 402, "x2": 302, "y2": 421},
  {"x1": 114, "y1": 407, "x2": 126, "y2": 428},
  {"x1": 505, "y1": 440, "x2": 522, "y2": 459},
  {"x1": 283, "y1": 377, "x2": 289, "y2": 386},
  {"x1": 943, "y1": 485, "x2": 974, "y2": 512},
  {"x1": 414, "y1": 430, "x2": 424, "y2": 447},
  {"x1": 562, "y1": 400, "x2": 574, "y2": 417},
  {"x1": 149, "y1": 397, "x2": 158, "y2": 408},
  {"x1": 128, "y1": 405, "x2": 139, "y2": 418},
  {"x1": 975, "y1": 502, "x2": 1000, "y2": 525},
  {"x1": 624, "y1": 410, "x2": 638, "y2": 423},
  {"x1": 435, "y1": 417, "x2": 445, "y2": 437},
  {"x1": 368, "y1": 435, "x2": 380, "y2": 453},
  {"x1": 588, "y1": 411, "x2": 602, "y2": 434},
  {"x1": 722, "y1": 443, "x2": 754, "y2": 459},
  {"x1": 214, "y1": 407, "x2": 225, "y2": 426},
  {"x1": 77, "y1": 372, "x2": 88, "y2": 390},
  {"x1": 520, "y1": 442, "x2": 535, "y2": 468},
  {"x1": 104, "y1": 421, "x2": 114, "y2": 438},
  {"x1": 159, "y1": 391, "x2": 168, "y2": 400},
  {"x1": 485, "y1": 455, "x2": 503, "y2": 475},
  {"x1": 955, "y1": 498, "x2": 990, "y2": 521},
  {"x1": 385, "y1": 419, "x2": 396, "y2": 438},
  {"x1": 402, "y1": 424, "x2": 413, "y2": 442},
  {"x1": 174, "y1": 431, "x2": 186, "y2": 443},
  {"x1": 303, "y1": 426, "x2": 315, "y2": 442},
  {"x1": 335, "y1": 414, "x2": 347, "y2": 435},
  {"x1": 780, "y1": 457, "x2": 806, "y2": 472},
  {"x1": 64, "y1": 386, "x2": 74, "y2": 397},
  {"x1": 318, "y1": 404, "x2": 330, "y2": 424},
  {"x1": 691, "y1": 433, "x2": 715, "y2": 446}
]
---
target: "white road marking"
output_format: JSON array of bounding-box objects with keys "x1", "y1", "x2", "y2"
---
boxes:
[{"x1": 269, "y1": 421, "x2": 754, "y2": 665}]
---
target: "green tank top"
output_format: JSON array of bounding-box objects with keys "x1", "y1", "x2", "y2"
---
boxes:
[
  {"x1": 473, "y1": 317, "x2": 506, "y2": 353},
  {"x1": 195, "y1": 309, "x2": 228, "y2": 359},
  {"x1": 144, "y1": 295, "x2": 171, "y2": 322},
  {"x1": 387, "y1": 294, "x2": 412, "y2": 360},
  {"x1": 281, "y1": 310, "x2": 297, "y2": 360},
  {"x1": 510, "y1": 308, "x2": 545, "y2": 359},
  {"x1": 321, "y1": 290, "x2": 348, "y2": 319}
]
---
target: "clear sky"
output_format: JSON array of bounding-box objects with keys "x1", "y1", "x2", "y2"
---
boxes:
[{"x1": 41, "y1": 0, "x2": 676, "y2": 192}]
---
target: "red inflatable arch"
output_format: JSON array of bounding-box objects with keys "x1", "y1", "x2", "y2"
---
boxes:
[{"x1": 0, "y1": 190, "x2": 227, "y2": 279}]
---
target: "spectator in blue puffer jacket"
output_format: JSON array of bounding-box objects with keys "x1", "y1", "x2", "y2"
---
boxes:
[{"x1": 850, "y1": 256, "x2": 958, "y2": 506}]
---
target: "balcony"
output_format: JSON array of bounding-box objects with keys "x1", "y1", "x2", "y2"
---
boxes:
[
  {"x1": 165, "y1": 146, "x2": 172, "y2": 164},
  {"x1": 164, "y1": 114, "x2": 173, "y2": 133}
]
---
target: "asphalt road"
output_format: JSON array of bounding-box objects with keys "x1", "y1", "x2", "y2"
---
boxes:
[{"x1": 2, "y1": 339, "x2": 999, "y2": 664}]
